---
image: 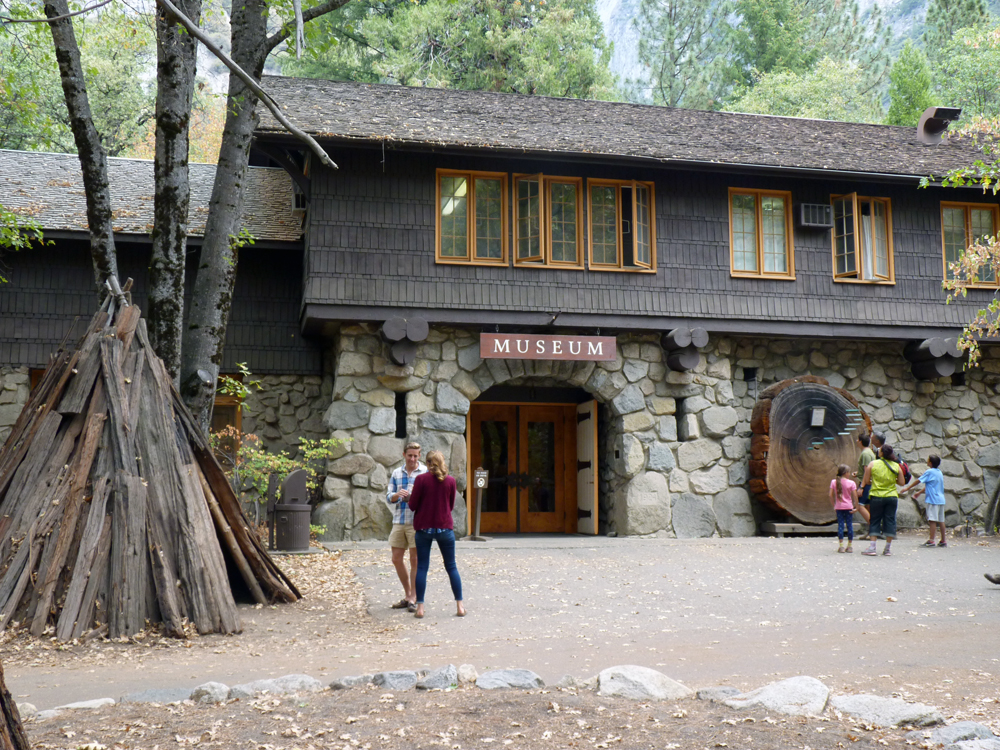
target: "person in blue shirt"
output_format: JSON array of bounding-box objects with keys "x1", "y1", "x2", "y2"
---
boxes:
[{"x1": 904, "y1": 454, "x2": 947, "y2": 548}]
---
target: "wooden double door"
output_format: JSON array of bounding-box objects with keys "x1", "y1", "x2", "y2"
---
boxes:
[{"x1": 469, "y1": 402, "x2": 597, "y2": 534}]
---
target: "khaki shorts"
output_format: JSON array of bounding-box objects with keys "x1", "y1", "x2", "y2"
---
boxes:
[{"x1": 389, "y1": 524, "x2": 416, "y2": 549}]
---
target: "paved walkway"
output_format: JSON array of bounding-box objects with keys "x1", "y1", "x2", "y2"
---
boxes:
[{"x1": 6, "y1": 532, "x2": 1000, "y2": 709}]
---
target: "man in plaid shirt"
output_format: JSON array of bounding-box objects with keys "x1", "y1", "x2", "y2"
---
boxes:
[{"x1": 385, "y1": 442, "x2": 426, "y2": 611}]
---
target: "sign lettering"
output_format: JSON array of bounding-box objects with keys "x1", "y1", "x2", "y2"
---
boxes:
[{"x1": 480, "y1": 333, "x2": 617, "y2": 362}]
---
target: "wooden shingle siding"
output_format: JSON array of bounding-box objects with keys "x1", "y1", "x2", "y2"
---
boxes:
[
  {"x1": 1, "y1": 241, "x2": 320, "y2": 374},
  {"x1": 302, "y1": 146, "x2": 999, "y2": 336}
]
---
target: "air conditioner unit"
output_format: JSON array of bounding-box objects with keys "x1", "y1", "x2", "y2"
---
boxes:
[{"x1": 798, "y1": 203, "x2": 833, "y2": 229}]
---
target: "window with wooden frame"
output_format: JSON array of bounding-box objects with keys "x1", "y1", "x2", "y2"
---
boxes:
[
  {"x1": 728, "y1": 188, "x2": 794, "y2": 279},
  {"x1": 586, "y1": 179, "x2": 655, "y2": 271},
  {"x1": 436, "y1": 169, "x2": 508, "y2": 265},
  {"x1": 211, "y1": 393, "x2": 243, "y2": 465},
  {"x1": 942, "y1": 202, "x2": 1000, "y2": 286},
  {"x1": 512, "y1": 174, "x2": 584, "y2": 268},
  {"x1": 831, "y1": 194, "x2": 894, "y2": 283}
]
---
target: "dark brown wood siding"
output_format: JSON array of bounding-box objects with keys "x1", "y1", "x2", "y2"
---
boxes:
[
  {"x1": 0, "y1": 240, "x2": 320, "y2": 374},
  {"x1": 303, "y1": 146, "x2": 998, "y2": 335}
]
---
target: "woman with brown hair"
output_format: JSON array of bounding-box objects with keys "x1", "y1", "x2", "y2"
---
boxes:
[{"x1": 406, "y1": 450, "x2": 466, "y2": 618}]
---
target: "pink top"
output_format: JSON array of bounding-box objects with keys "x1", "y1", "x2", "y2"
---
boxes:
[
  {"x1": 406, "y1": 472, "x2": 457, "y2": 530},
  {"x1": 830, "y1": 477, "x2": 857, "y2": 510}
]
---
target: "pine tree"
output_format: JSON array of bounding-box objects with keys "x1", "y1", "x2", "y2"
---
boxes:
[
  {"x1": 885, "y1": 41, "x2": 934, "y2": 126},
  {"x1": 924, "y1": 0, "x2": 988, "y2": 65}
]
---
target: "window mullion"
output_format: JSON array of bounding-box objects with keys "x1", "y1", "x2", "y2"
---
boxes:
[
  {"x1": 756, "y1": 196, "x2": 765, "y2": 275},
  {"x1": 852, "y1": 194, "x2": 862, "y2": 280}
]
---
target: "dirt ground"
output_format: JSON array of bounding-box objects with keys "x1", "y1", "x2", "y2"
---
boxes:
[
  {"x1": 21, "y1": 682, "x2": 967, "y2": 750},
  {"x1": 5, "y1": 533, "x2": 1000, "y2": 748}
]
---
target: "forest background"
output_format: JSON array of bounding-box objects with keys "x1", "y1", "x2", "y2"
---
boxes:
[{"x1": 2, "y1": 0, "x2": 999, "y2": 163}]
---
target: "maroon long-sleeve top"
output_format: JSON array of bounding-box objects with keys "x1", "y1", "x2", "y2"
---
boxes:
[{"x1": 406, "y1": 472, "x2": 457, "y2": 530}]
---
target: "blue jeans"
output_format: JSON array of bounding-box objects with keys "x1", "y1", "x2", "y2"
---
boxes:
[
  {"x1": 868, "y1": 496, "x2": 898, "y2": 539},
  {"x1": 836, "y1": 509, "x2": 854, "y2": 541},
  {"x1": 415, "y1": 529, "x2": 463, "y2": 604}
]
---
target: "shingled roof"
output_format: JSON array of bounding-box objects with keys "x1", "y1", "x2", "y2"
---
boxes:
[
  {"x1": 0, "y1": 150, "x2": 301, "y2": 243},
  {"x1": 258, "y1": 76, "x2": 985, "y2": 179}
]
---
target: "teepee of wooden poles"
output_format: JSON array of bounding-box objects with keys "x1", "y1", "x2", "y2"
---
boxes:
[
  {"x1": 0, "y1": 657, "x2": 29, "y2": 750},
  {"x1": 0, "y1": 278, "x2": 299, "y2": 641}
]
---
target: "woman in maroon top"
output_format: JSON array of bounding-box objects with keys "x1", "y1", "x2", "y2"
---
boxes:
[{"x1": 406, "y1": 450, "x2": 465, "y2": 618}]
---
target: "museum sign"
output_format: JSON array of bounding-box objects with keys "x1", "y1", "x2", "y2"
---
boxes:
[{"x1": 479, "y1": 333, "x2": 617, "y2": 361}]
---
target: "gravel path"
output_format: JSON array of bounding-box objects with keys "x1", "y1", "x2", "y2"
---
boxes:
[{"x1": 4, "y1": 532, "x2": 1000, "y2": 718}]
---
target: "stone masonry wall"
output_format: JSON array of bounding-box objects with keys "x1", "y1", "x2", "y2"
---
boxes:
[
  {"x1": 0, "y1": 366, "x2": 30, "y2": 446},
  {"x1": 314, "y1": 325, "x2": 754, "y2": 541},
  {"x1": 240, "y1": 374, "x2": 333, "y2": 459},
  {"x1": 724, "y1": 338, "x2": 1000, "y2": 530}
]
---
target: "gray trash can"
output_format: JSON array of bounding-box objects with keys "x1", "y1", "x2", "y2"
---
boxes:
[{"x1": 273, "y1": 502, "x2": 311, "y2": 552}]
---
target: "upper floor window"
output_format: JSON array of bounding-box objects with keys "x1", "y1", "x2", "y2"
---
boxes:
[
  {"x1": 942, "y1": 202, "x2": 1000, "y2": 286},
  {"x1": 436, "y1": 169, "x2": 508, "y2": 265},
  {"x1": 588, "y1": 179, "x2": 655, "y2": 271},
  {"x1": 832, "y1": 194, "x2": 894, "y2": 283},
  {"x1": 514, "y1": 174, "x2": 584, "y2": 268},
  {"x1": 728, "y1": 188, "x2": 794, "y2": 279}
]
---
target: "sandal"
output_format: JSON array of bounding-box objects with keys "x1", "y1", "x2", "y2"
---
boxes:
[
  {"x1": 921, "y1": 540, "x2": 937, "y2": 547},
  {"x1": 391, "y1": 599, "x2": 411, "y2": 609}
]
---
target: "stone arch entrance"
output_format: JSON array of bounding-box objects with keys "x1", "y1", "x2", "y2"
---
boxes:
[{"x1": 315, "y1": 324, "x2": 751, "y2": 540}]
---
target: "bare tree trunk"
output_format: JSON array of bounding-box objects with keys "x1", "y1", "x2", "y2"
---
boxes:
[
  {"x1": 149, "y1": 0, "x2": 202, "y2": 385},
  {"x1": 0, "y1": 658, "x2": 30, "y2": 750},
  {"x1": 179, "y1": 0, "x2": 268, "y2": 430},
  {"x1": 44, "y1": 0, "x2": 118, "y2": 292},
  {"x1": 179, "y1": 0, "x2": 349, "y2": 430}
]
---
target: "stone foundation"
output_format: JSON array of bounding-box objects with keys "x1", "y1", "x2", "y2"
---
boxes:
[
  {"x1": 240, "y1": 374, "x2": 333, "y2": 458},
  {"x1": 312, "y1": 326, "x2": 1000, "y2": 540},
  {"x1": 0, "y1": 366, "x2": 30, "y2": 446}
]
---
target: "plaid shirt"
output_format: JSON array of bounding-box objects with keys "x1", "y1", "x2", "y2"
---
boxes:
[{"x1": 386, "y1": 462, "x2": 426, "y2": 525}]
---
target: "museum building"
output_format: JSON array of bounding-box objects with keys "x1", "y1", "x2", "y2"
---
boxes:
[{"x1": 3, "y1": 79, "x2": 1000, "y2": 539}]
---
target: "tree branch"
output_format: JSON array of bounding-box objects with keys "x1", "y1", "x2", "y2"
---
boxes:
[
  {"x1": 264, "y1": 0, "x2": 350, "y2": 54},
  {"x1": 154, "y1": 0, "x2": 337, "y2": 169},
  {"x1": 0, "y1": 0, "x2": 112, "y2": 24}
]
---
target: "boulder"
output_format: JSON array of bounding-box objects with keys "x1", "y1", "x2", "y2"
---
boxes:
[
  {"x1": 417, "y1": 665, "x2": 459, "y2": 690},
  {"x1": 677, "y1": 439, "x2": 722, "y2": 472},
  {"x1": 312, "y1": 499, "x2": 352, "y2": 540},
  {"x1": 701, "y1": 406, "x2": 739, "y2": 437},
  {"x1": 191, "y1": 682, "x2": 230, "y2": 704},
  {"x1": 457, "y1": 664, "x2": 479, "y2": 684},
  {"x1": 373, "y1": 670, "x2": 420, "y2": 690},
  {"x1": 120, "y1": 687, "x2": 193, "y2": 704},
  {"x1": 612, "y1": 385, "x2": 646, "y2": 415},
  {"x1": 329, "y1": 454, "x2": 377, "y2": 476},
  {"x1": 672, "y1": 493, "x2": 717, "y2": 538},
  {"x1": 54, "y1": 698, "x2": 116, "y2": 710},
  {"x1": 420, "y1": 412, "x2": 467, "y2": 433},
  {"x1": 324, "y1": 401, "x2": 371, "y2": 431},
  {"x1": 724, "y1": 676, "x2": 830, "y2": 716},
  {"x1": 615, "y1": 472, "x2": 671, "y2": 536},
  {"x1": 647, "y1": 443, "x2": 675, "y2": 472},
  {"x1": 367, "y1": 435, "x2": 406, "y2": 467},
  {"x1": 829, "y1": 694, "x2": 944, "y2": 727},
  {"x1": 14, "y1": 703, "x2": 36, "y2": 719},
  {"x1": 436, "y1": 383, "x2": 471, "y2": 415},
  {"x1": 368, "y1": 407, "x2": 397, "y2": 435},
  {"x1": 713, "y1": 488, "x2": 756, "y2": 537},
  {"x1": 229, "y1": 674, "x2": 324, "y2": 700},
  {"x1": 597, "y1": 665, "x2": 693, "y2": 701},
  {"x1": 697, "y1": 686, "x2": 742, "y2": 702},
  {"x1": 350, "y1": 490, "x2": 393, "y2": 539},
  {"x1": 921, "y1": 721, "x2": 996, "y2": 745},
  {"x1": 329, "y1": 674, "x2": 374, "y2": 690},
  {"x1": 476, "y1": 669, "x2": 545, "y2": 690},
  {"x1": 690, "y1": 465, "x2": 729, "y2": 494}
]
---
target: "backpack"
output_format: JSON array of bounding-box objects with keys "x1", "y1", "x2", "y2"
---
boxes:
[{"x1": 899, "y1": 461, "x2": 912, "y2": 484}]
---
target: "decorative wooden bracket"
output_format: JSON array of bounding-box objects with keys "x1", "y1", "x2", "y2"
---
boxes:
[
  {"x1": 904, "y1": 337, "x2": 962, "y2": 380},
  {"x1": 382, "y1": 317, "x2": 429, "y2": 365},
  {"x1": 660, "y1": 327, "x2": 709, "y2": 372}
]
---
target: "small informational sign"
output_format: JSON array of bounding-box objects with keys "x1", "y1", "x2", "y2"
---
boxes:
[
  {"x1": 480, "y1": 333, "x2": 617, "y2": 362},
  {"x1": 473, "y1": 468, "x2": 489, "y2": 489},
  {"x1": 811, "y1": 407, "x2": 826, "y2": 428}
]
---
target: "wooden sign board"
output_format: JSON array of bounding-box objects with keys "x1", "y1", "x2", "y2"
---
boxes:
[{"x1": 480, "y1": 333, "x2": 617, "y2": 361}]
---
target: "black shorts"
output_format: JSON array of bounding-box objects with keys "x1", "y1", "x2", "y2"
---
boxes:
[{"x1": 859, "y1": 485, "x2": 872, "y2": 505}]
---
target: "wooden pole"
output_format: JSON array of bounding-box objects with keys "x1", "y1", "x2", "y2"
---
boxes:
[{"x1": 0, "y1": 658, "x2": 30, "y2": 750}]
